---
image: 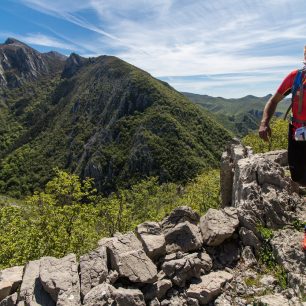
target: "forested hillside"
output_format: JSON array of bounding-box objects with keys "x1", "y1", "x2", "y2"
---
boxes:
[{"x1": 0, "y1": 39, "x2": 232, "y2": 197}]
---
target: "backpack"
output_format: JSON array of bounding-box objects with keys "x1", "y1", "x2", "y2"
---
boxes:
[{"x1": 284, "y1": 68, "x2": 306, "y2": 123}]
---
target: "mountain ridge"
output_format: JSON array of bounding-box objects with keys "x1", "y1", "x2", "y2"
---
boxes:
[{"x1": 0, "y1": 39, "x2": 232, "y2": 197}]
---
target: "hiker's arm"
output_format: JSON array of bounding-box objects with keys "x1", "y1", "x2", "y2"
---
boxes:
[{"x1": 258, "y1": 92, "x2": 284, "y2": 141}]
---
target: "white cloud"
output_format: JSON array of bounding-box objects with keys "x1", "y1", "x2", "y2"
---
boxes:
[{"x1": 18, "y1": 0, "x2": 306, "y2": 97}]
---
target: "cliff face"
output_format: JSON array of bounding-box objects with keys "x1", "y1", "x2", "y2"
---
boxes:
[
  {"x1": 0, "y1": 145, "x2": 305, "y2": 306},
  {"x1": 0, "y1": 38, "x2": 66, "y2": 88}
]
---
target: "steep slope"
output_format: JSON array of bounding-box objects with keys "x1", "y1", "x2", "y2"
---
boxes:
[
  {"x1": 183, "y1": 92, "x2": 291, "y2": 136},
  {"x1": 0, "y1": 43, "x2": 232, "y2": 197},
  {"x1": 0, "y1": 38, "x2": 66, "y2": 88}
]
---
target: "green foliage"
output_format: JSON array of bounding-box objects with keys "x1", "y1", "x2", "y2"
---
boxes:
[
  {"x1": 0, "y1": 168, "x2": 220, "y2": 269},
  {"x1": 257, "y1": 225, "x2": 288, "y2": 290},
  {"x1": 242, "y1": 118, "x2": 288, "y2": 153},
  {"x1": 0, "y1": 56, "x2": 231, "y2": 197}
]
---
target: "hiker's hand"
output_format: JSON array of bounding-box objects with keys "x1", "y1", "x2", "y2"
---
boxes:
[{"x1": 258, "y1": 122, "x2": 271, "y2": 142}]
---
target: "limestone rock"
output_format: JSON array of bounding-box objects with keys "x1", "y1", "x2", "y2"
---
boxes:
[
  {"x1": 0, "y1": 266, "x2": 23, "y2": 302},
  {"x1": 254, "y1": 293, "x2": 290, "y2": 306},
  {"x1": 200, "y1": 207, "x2": 239, "y2": 246},
  {"x1": 186, "y1": 271, "x2": 233, "y2": 304},
  {"x1": 239, "y1": 227, "x2": 262, "y2": 254},
  {"x1": 39, "y1": 254, "x2": 80, "y2": 306},
  {"x1": 161, "y1": 206, "x2": 200, "y2": 232},
  {"x1": 18, "y1": 259, "x2": 54, "y2": 306},
  {"x1": 0, "y1": 293, "x2": 18, "y2": 306},
  {"x1": 135, "y1": 222, "x2": 166, "y2": 260},
  {"x1": 83, "y1": 283, "x2": 145, "y2": 306},
  {"x1": 270, "y1": 228, "x2": 306, "y2": 294},
  {"x1": 233, "y1": 155, "x2": 296, "y2": 231},
  {"x1": 102, "y1": 232, "x2": 157, "y2": 283},
  {"x1": 241, "y1": 246, "x2": 257, "y2": 268},
  {"x1": 164, "y1": 221, "x2": 203, "y2": 253},
  {"x1": 161, "y1": 252, "x2": 210, "y2": 287},
  {"x1": 143, "y1": 279, "x2": 172, "y2": 301},
  {"x1": 79, "y1": 245, "x2": 108, "y2": 298}
]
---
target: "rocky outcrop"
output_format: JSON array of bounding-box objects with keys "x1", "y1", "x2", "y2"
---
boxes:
[
  {"x1": 0, "y1": 144, "x2": 305, "y2": 305},
  {"x1": 0, "y1": 267, "x2": 23, "y2": 302},
  {"x1": 0, "y1": 38, "x2": 65, "y2": 88},
  {"x1": 186, "y1": 271, "x2": 233, "y2": 304},
  {"x1": 199, "y1": 207, "x2": 239, "y2": 246},
  {"x1": 135, "y1": 222, "x2": 166, "y2": 260}
]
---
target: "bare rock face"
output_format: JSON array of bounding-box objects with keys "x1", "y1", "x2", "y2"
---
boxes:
[
  {"x1": 39, "y1": 254, "x2": 80, "y2": 306},
  {"x1": 270, "y1": 229, "x2": 306, "y2": 295},
  {"x1": 79, "y1": 245, "x2": 108, "y2": 299},
  {"x1": 83, "y1": 283, "x2": 145, "y2": 306},
  {"x1": 102, "y1": 232, "x2": 158, "y2": 283},
  {"x1": 186, "y1": 271, "x2": 233, "y2": 304},
  {"x1": 161, "y1": 252, "x2": 211, "y2": 287},
  {"x1": 199, "y1": 207, "x2": 239, "y2": 246},
  {"x1": 135, "y1": 222, "x2": 166, "y2": 260},
  {"x1": 220, "y1": 141, "x2": 249, "y2": 208},
  {"x1": 0, "y1": 266, "x2": 23, "y2": 302},
  {"x1": 18, "y1": 259, "x2": 54, "y2": 306}
]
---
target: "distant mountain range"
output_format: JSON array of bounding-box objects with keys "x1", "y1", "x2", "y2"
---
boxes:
[
  {"x1": 183, "y1": 92, "x2": 291, "y2": 136},
  {"x1": 0, "y1": 38, "x2": 232, "y2": 197}
]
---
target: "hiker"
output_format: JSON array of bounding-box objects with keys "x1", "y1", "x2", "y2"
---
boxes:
[{"x1": 259, "y1": 46, "x2": 306, "y2": 187}]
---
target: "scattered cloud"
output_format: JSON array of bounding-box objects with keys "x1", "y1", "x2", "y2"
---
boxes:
[{"x1": 15, "y1": 0, "x2": 306, "y2": 97}]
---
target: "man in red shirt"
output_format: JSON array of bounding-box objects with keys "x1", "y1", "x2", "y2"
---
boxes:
[{"x1": 259, "y1": 46, "x2": 306, "y2": 186}]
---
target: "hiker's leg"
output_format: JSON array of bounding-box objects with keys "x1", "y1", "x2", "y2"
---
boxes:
[{"x1": 288, "y1": 124, "x2": 306, "y2": 184}]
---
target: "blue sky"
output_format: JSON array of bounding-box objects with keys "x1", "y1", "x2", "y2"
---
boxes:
[{"x1": 1, "y1": 0, "x2": 306, "y2": 98}]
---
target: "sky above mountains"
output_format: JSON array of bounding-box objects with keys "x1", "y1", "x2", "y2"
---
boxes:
[{"x1": 1, "y1": 0, "x2": 306, "y2": 98}]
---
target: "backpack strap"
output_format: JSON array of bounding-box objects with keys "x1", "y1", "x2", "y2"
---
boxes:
[{"x1": 283, "y1": 69, "x2": 304, "y2": 120}]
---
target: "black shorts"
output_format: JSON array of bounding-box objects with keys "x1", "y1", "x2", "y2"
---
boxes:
[{"x1": 288, "y1": 123, "x2": 306, "y2": 185}]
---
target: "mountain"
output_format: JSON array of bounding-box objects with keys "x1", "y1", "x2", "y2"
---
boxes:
[
  {"x1": 0, "y1": 38, "x2": 66, "y2": 88},
  {"x1": 0, "y1": 39, "x2": 232, "y2": 197},
  {"x1": 183, "y1": 92, "x2": 291, "y2": 136}
]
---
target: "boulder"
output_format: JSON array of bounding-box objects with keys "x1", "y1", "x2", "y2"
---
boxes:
[
  {"x1": 39, "y1": 254, "x2": 80, "y2": 306},
  {"x1": 254, "y1": 293, "x2": 290, "y2": 306},
  {"x1": 135, "y1": 222, "x2": 166, "y2": 260},
  {"x1": 79, "y1": 245, "x2": 108, "y2": 298},
  {"x1": 18, "y1": 259, "x2": 54, "y2": 306},
  {"x1": 186, "y1": 271, "x2": 233, "y2": 304},
  {"x1": 83, "y1": 283, "x2": 145, "y2": 306},
  {"x1": 0, "y1": 293, "x2": 18, "y2": 306},
  {"x1": 0, "y1": 266, "x2": 23, "y2": 302},
  {"x1": 164, "y1": 221, "x2": 203, "y2": 253},
  {"x1": 239, "y1": 227, "x2": 262, "y2": 254},
  {"x1": 161, "y1": 252, "x2": 211, "y2": 287},
  {"x1": 143, "y1": 279, "x2": 172, "y2": 301},
  {"x1": 199, "y1": 207, "x2": 239, "y2": 246},
  {"x1": 161, "y1": 206, "x2": 200, "y2": 232},
  {"x1": 102, "y1": 232, "x2": 157, "y2": 283}
]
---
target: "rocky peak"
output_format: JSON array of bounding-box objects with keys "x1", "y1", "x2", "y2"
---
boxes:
[
  {"x1": 3, "y1": 37, "x2": 29, "y2": 47},
  {"x1": 0, "y1": 38, "x2": 65, "y2": 88},
  {"x1": 61, "y1": 52, "x2": 87, "y2": 78}
]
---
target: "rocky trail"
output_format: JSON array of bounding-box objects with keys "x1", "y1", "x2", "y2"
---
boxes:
[{"x1": 0, "y1": 143, "x2": 305, "y2": 306}]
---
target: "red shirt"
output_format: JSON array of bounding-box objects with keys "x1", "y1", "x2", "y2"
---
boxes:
[{"x1": 277, "y1": 69, "x2": 306, "y2": 129}]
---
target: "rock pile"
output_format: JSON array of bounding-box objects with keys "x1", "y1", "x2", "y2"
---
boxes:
[{"x1": 0, "y1": 143, "x2": 305, "y2": 305}]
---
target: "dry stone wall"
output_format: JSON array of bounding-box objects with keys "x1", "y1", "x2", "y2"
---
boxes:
[{"x1": 0, "y1": 143, "x2": 305, "y2": 306}]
